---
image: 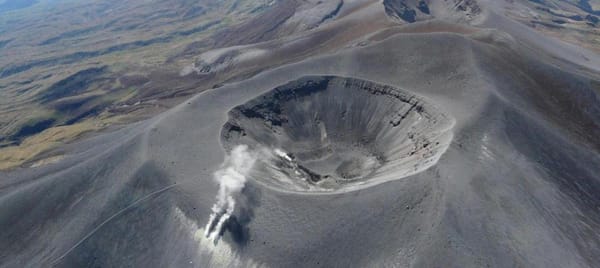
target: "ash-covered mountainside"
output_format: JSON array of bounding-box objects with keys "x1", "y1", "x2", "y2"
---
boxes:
[{"x1": 1, "y1": 0, "x2": 599, "y2": 267}]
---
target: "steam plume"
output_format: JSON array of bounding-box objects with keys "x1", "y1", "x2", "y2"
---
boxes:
[{"x1": 204, "y1": 145, "x2": 256, "y2": 242}]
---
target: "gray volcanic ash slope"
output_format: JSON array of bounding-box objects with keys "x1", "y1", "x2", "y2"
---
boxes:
[{"x1": 1, "y1": 0, "x2": 600, "y2": 267}]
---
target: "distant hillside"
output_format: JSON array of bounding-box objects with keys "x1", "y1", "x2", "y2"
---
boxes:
[{"x1": 0, "y1": 0, "x2": 38, "y2": 12}]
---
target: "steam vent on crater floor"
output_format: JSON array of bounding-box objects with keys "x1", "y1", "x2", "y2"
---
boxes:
[{"x1": 222, "y1": 76, "x2": 454, "y2": 192}]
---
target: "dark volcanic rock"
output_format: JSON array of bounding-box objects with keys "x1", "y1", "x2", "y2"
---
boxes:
[{"x1": 384, "y1": 0, "x2": 418, "y2": 23}]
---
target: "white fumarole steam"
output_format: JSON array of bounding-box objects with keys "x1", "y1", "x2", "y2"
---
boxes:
[{"x1": 204, "y1": 145, "x2": 256, "y2": 242}]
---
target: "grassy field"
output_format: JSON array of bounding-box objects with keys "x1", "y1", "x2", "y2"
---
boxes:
[{"x1": 0, "y1": 0, "x2": 276, "y2": 169}]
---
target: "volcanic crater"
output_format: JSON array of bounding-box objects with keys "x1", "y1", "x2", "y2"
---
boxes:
[{"x1": 221, "y1": 76, "x2": 454, "y2": 192}]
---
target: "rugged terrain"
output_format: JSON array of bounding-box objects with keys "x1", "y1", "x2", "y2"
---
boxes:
[{"x1": 1, "y1": 0, "x2": 599, "y2": 267}]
